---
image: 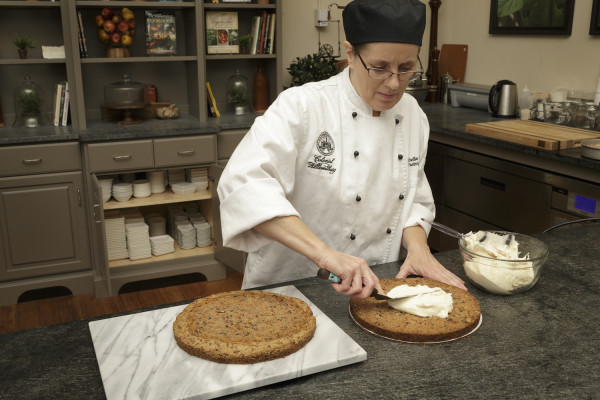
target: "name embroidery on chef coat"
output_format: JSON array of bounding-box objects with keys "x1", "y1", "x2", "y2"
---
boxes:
[
  {"x1": 307, "y1": 131, "x2": 337, "y2": 174},
  {"x1": 408, "y1": 156, "x2": 420, "y2": 167}
]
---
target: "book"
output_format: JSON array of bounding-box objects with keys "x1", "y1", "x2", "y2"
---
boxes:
[
  {"x1": 205, "y1": 11, "x2": 239, "y2": 54},
  {"x1": 268, "y1": 12, "x2": 276, "y2": 54},
  {"x1": 262, "y1": 13, "x2": 271, "y2": 54},
  {"x1": 52, "y1": 82, "x2": 64, "y2": 127},
  {"x1": 249, "y1": 15, "x2": 261, "y2": 55},
  {"x1": 258, "y1": 10, "x2": 267, "y2": 54},
  {"x1": 61, "y1": 81, "x2": 70, "y2": 126},
  {"x1": 77, "y1": 11, "x2": 88, "y2": 58},
  {"x1": 206, "y1": 82, "x2": 220, "y2": 117},
  {"x1": 145, "y1": 11, "x2": 177, "y2": 56},
  {"x1": 57, "y1": 82, "x2": 66, "y2": 127}
]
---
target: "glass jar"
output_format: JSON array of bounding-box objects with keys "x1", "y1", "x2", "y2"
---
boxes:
[
  {"x1": 13, "y1": 76, "x2": 45, "y2": 128},
  {"x1": 226, "y1": 69, "x2": 250, "y2": 115}
]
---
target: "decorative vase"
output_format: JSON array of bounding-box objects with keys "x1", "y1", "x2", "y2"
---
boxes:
[
  {"x1": 18, "y1": 49, "x2": 27, "y2": 59},
  {"x1": 226, "y1": 69, "x2": 250, "y2": 116},
  {"x1": 253, "y1": 65, "x2": 269, "y2": 113},
  {"x1": 107, "y1": 47, "x2": 130, "y2": 58},
  {"x1": 13, "y1": 76, "x2": 45, "y2": 128}
]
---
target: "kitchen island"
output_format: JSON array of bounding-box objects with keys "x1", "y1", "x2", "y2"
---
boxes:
[{"x1": 1, "y1": 223, "x2": 598, "y2": 399}]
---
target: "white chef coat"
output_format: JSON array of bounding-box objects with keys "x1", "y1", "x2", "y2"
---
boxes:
[{"x1": 217, "y1": 67, "x2": 434, "y2": 289}]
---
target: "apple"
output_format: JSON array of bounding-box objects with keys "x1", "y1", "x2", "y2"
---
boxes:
[
  {"x1": 103, "y1": 20, "x2": 116, "y2": 33},
  {"x1": 101, "y1": 7, "x2": 114, "y2": 20},
  {"x1": 97, "y1": 29, "x2": 110, "y2": 44},
  {"x1": 128, "y1": 20, "x2": 136, "y2": 29},
  {"x1": 95, "y1": 15, "x2": 105, "y2": 28},
  {"x1": 110, "y1": 32, "x2": 121, "y2": 44},
  {"x1": 118, "y1": 21, "x2": 129, "y2": 33},
  {"x1": 121, "y1": 34, "x2": 133, "y2": 46}
]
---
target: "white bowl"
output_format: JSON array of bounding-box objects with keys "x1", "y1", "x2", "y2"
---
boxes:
[
  {"x1": 171, "y1": 182, "x2": 197, "y2": 195},
  {"x1": 113, "y1": 193, "x2": 132, "y2": 202},
  {"x1": 581, "y1": 139, "x2": 600, "y2": 160}
]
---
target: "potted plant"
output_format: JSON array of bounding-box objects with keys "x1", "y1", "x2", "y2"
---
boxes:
[
  {"x1": 239, "y1": 34, "x2": 251, "y2": 54},
  {"x1": 227, "y1": 86, "x2": 250, "y2": 115},
  {"x1": 12, "y1": 34, "x2": 36, "y2": 59},
  {"x1": 14, "y1": 76, "x2": 44, "y2": 128},
  {"x1": 285, "y1": 45, "x2": 341, "y2": 88}
]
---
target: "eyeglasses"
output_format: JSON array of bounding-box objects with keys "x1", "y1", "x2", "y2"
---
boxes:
[{"x1": 357, "y1": 53, "x2": 423, "y2": 82}]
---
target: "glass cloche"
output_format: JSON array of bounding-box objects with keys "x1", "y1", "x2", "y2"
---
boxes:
[
  {"x1": 226, "y1": 69, "x2": 250, "y2": 115},
  {"x1": 13, "y1": 76, "x2": 45, "y2": 128}
]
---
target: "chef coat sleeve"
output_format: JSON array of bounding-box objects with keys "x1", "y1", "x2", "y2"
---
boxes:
[
  {"x1": 217, "y1": 88, "x2": 305, "y2": 252},
  {"x1": 404, "y1": 108, "x2": 435, "y2": 236}
]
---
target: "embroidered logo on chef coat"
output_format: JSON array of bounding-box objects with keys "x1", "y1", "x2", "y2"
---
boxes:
[
  {"x1": 307, "y1": 131, "x2": 337, "y2": 175},
  {"x1": 316, "y1": 132, "x2": 335, "y2": 156}
]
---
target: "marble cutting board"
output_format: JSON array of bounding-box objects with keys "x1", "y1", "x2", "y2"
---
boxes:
[{"x1": 89, "y1": 285, "x2": 367, "y2": 400}]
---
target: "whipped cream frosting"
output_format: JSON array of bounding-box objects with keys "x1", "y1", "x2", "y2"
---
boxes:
[
  {"x1": 386, "y1": 284, "x2": 453, "y2": 318},
  {"x1": 463, "y1": 231, "x2": 534, "y2": 294}
]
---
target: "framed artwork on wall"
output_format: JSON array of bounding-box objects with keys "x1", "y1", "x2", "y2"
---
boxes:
[
  {"x1": 591, "y1": 0, "x2": 600, "y2": 35},
  {"x1": 489, "y1": 0, "x2": 575, "y2": 35}
]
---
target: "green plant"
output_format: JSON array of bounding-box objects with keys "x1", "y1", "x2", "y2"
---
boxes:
[
  {"x1": 239, "y1": 34, "x2": 251, "y2": 47},
  {"x1": 17, "y1": 89, "x2": 41, "y2": 115},
  {"x1": 286, "y1": 45, "x2": 341, "y2": 88},
  {"x1": 227, "y1": 86, "x2": 249, "y2": 105},
  {"x1": 12, "y1": 34, "x2": 36, "y2": 50}
]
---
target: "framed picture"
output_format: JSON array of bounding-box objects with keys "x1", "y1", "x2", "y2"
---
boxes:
[
  {"x1": 591, "y1": 0, "x2": 600, "y2": 35},
  {"x1": 489, "y1": 0, "x2": 574, "y2": 35}
]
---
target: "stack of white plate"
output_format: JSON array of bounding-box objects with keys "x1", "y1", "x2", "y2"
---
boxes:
[
  {"x1": 105, "y1": 211, "x2": 128, "y2": 261},
  {"x1": 148, "y1": 171, "x2": 167, "y2": 194},
  {"x1": 99, "y1": 178, "x2": 113, "y2": 202},
  {"x1": 168, "y1": 169, "x2": 186, "y2": 186},
  {"x1": 150, "y1": 235, "x2": 175, "y2": 256},
  {"x1": 148, "y1": 216, "x2": 167, "y2": 237},
  {"x1": 125, "y1": 222, "x2": 152, "y2": 260},
  {"x1": 176, "y1": 223, "x2": 197, "y2": 250},
  {"x1": 189, "y1": 213, "x2": 206, "y2": 225},
  {"x1": 186, "y1": 167, "x2": 209, "y2": 191},
  {"x1": 112, "y1": 182, "x2": 133, "y2": 202},
  {"x1": 132, "y1": 179, "x2": 151, "y2": 198},
  {"x1": 171, "y1": 182, "x2": 196, "y2": 195},
  {"x1": 194, "y1": 221, "x2": 212, "y2": 247}
]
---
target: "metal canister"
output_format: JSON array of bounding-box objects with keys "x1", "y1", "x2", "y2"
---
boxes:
[{"x1": 439, "y1": 72, "x2": 453, "y2": 104}]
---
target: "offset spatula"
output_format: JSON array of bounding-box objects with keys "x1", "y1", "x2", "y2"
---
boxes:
[{"x1": 316, "y1": 269, "x2": 439, "y2": 300}]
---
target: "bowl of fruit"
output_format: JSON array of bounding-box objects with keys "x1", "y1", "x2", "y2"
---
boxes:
[{"x1": 96, "y1": 7, "x2": 135, "y2": 57}]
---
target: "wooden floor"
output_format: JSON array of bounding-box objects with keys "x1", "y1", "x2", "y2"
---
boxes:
[{"x1": 0, "y1": 271, "x2": 243, "y2": 335}]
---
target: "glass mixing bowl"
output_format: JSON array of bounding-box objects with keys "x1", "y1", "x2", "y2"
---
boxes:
[{"x1": 458, "y1": 231, "x2": 549, "y2": 295}]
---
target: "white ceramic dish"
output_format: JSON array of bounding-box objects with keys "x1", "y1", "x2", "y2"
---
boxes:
[{"x1": 581, "y1": 139, "x2": 600, "y2": 160}]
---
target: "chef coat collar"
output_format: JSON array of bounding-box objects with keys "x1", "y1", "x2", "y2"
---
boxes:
[{"x1": 341, "y1": 67, "x2": 405, "y2": 119}]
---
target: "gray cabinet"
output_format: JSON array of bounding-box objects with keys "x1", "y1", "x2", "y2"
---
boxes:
[
  {"x1": 0, "y1": 0, "x2": 283, "y2": 129},
  {"x1": 83, "y1": 135, "x2": 241, "y2": 297},
  {"x1": 0, "y1": 143, "x2": 91, "y2": 306}
]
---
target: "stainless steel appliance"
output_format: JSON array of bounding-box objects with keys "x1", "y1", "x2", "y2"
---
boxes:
[{"x1": 489, "y1": 80, "x2": 518, "y2": 117}]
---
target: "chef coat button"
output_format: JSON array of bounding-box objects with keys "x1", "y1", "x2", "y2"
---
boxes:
[
  {"x1": 398, "y1": 154, "x2": 403, "y2": 160},
  {"x1": 395, "y1": 118, "x2": 400, "y2": 124},
  {"x1": 386, "y1": 228, "x2": 392, "y2": 234},
  {"x1": 352, "y1": 112, "x2": 357, "y2": 118},
  {"x1": 399, "y1": 194, "x2": 405, "y2": 200},
  {"x1": 354, "y1": 151, "x2": 359, "y2": 157},
  {"x1": 350, "y1": 234, "x2": 356, "y2": 240},
  {"x1": 355, "y1": 195, "x2": 361, "y2": 202}
]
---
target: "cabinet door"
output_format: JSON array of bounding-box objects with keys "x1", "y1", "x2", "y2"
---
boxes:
[
  {"x1": 211, "y1": 162, "x2": 246, "y2": 273},
  {"x1": 0, "y1": 172, "x2": 90, "y2": 280}
]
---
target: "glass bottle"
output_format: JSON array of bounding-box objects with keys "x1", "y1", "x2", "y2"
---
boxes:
[
  {"x1": 226, "y1": 69, "x2": 250, "y2": 115},
  {"x1": 13, "y1": 76, "x2": 45, "y2": 128}
]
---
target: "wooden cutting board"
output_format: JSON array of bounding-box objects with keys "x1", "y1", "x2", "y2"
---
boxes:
[
  {"x1": 438, "y1": 44, "x2": 468, "y2": 83},
  {"x1": 465, "y1": 120, "x2": 600, "y2": 150}
]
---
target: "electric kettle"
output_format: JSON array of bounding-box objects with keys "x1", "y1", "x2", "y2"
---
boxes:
[{"x1": 489, "y1": 80, "x2": 518, "y2": 117}]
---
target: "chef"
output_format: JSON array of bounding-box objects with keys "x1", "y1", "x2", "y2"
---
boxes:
[{"x1": 218, "y1": 0, "x2": 467, "y2": 298}]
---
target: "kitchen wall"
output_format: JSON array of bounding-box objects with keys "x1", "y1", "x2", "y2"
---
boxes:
[{"x1": 281, "y1": 0, "x2": 600, "y2": 97}]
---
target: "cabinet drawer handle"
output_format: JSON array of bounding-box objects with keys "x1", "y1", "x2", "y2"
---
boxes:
[
  {"x1": 480, "y1": 177, "x2": 506, "y2": 192},
  {"x1": 113, "y1": 155, "x2": 132, "y2": 161},
  {"x1": 177, "y1": 150, "x2": 196, "y2": 157},
  {"x1": 22, "y1": 158, "x2": 42, "y2": 165}
]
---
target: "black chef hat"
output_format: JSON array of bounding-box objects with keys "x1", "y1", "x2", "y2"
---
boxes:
[{"x1": 343, "y1": 0, "x2": 426, "y2": 46}]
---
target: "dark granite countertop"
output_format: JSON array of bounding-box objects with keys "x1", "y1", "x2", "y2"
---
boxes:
[
  {"x1": 1, "y1": 103, "x2": 598, "y2": 178},
  {"x1": 1, "y1": 223, "x2": 599, "y2": 399}
]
